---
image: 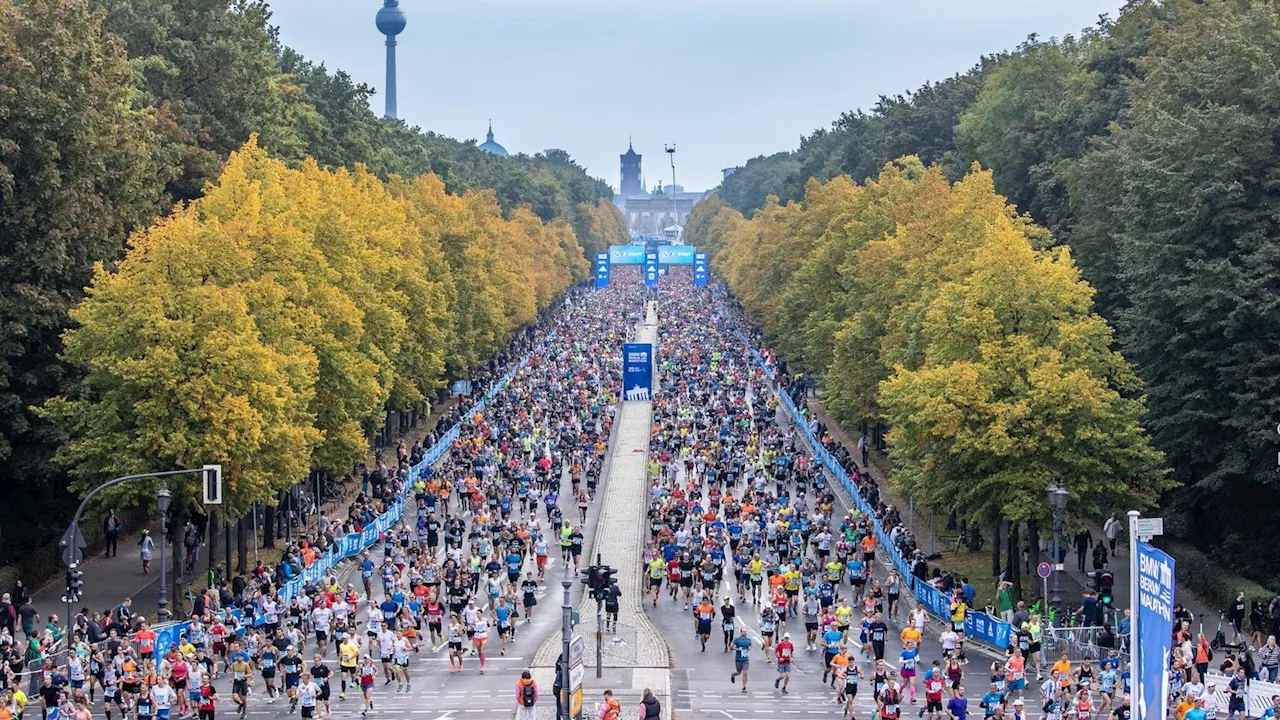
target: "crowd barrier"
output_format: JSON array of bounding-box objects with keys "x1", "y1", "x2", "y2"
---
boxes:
[
  {"x1": 150, "y1": 354, "x2": 531, "y2": 657},
  {"x1": 743, "y1": 340, "x2": 1014, "y2": 649},
  {"x1": 1204, "y1": 673, "x2": 1280, "y2": 718}
]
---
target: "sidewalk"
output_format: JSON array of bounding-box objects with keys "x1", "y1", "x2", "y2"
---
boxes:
[
  {"x1": 32, "y1": 397, "x2": 462, "y2": 627},
  {"x1": 532, "y1": 302, "x2": 671, "y2": 719}
]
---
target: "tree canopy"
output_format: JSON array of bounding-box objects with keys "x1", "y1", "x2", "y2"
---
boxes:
[{"x1": 702, "y1": 0, "x2": 1280, "y2": 582}]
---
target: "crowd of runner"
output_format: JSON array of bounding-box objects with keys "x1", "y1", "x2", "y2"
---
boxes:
[
  {"x1": 2, "y1": 273, "x2": 646, "y2": 720},
  {"x1": 638, "y1": 273, "x2": 1143, "y2": 720}
]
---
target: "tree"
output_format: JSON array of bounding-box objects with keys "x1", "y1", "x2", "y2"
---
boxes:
[{"x1": 0, "y1": 0, "x2": 166, "y2": 571}]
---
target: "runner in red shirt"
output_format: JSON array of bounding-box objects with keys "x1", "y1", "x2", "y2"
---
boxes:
[{"x1": 773, "y1": 633, "x2": 795, "y2": 694}]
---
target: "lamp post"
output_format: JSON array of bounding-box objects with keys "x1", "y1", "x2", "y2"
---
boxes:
[
  {"x1": 156, "y1": 485, "x2": 172, "y2": 622},
  {"x1": 664, "y1": 144, "x2": 678, "y2": 235},
  {"x1": 1046, "y1": 482, "x2": 1069, "y2": 615}
]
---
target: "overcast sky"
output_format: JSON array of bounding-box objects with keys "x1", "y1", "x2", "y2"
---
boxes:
[{"x1": 267, "y1": 0, "x2": 1125, "y2": 193}]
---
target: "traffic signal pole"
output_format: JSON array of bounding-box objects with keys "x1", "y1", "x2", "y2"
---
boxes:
[
  {"x1": 59, "y1": 467, "x2": 212, "y2": 641},
  {"x1": 596, "y1": 552, "x2": 603, "y2": 678}
]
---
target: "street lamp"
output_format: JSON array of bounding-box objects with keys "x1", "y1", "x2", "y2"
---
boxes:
[
  {"x1": 1046, "y1": 482, "x2": 1069, "y2": 615},
  {"x1": 664, "y1": 144, "x2": 678, "y2": 235},
  {"x1": 156, "y1": 485, "x2": 172, "y2": 622}
]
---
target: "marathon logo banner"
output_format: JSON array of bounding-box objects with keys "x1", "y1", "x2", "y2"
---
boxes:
[
  {"x1": 657, "y1": 245, "x2": 696, "y2": 265},
  {"x1": 595, "y1": 252, "x2": 610, "y2": 289},
  {"x1": 608, "y1": 245, "x2": 645, "y2": 264},
  {"x1": 623, "y1": 342, "x2": 653, "y2": 401},
  {"x1": 694, "y1": 252, "x2": 708, "y2": 287}
]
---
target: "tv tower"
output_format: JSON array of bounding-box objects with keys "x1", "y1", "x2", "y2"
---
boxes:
[{"x1": 375, "y1": 0, "x2": 407, "y2": 119}]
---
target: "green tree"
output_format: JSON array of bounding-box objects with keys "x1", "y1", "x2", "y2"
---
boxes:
[{"x1": 0, "y1": 0, "x2": 165, "y2": 572}]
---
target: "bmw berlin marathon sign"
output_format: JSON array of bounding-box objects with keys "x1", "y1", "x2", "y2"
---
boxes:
[
  {"x1": 623, "y1": 343, "x2": 653, "y2": 401},
  {"x1": 1137, "y1": 542, "x2": 1175, "y2": 720}
]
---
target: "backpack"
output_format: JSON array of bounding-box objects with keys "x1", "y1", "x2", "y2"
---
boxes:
[{"x1": 521, "y1": 682, "x2": 536, "y2": 707}]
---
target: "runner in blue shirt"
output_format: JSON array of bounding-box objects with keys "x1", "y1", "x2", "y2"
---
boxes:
[{"x1": 728, "y1": 628, "x2": 753, "y2": 692}]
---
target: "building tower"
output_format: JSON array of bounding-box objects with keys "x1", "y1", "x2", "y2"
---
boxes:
[
  {"x1": 620, "y1": 140, "x2": 643, "y2": 199},
  {"x1": 376, "y1": 0, "x2": 407, "y2": 119}
]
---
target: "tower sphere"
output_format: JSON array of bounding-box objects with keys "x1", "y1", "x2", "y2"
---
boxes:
[{"x1": 376, "y1": 0, "x2": 406, "y2": 37}]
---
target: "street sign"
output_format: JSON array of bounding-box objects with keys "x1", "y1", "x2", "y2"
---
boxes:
[
  {"x1": 60, "y1": 524, "x2": 85, "y2": 567},
  {"x1": 1037, "y1": 562, "x2": 1052, "y2": 579},
  {"x1": 1135, "y1": 517, "x2": 1164, "y2": 541},
  {"x1": 568, "y1": 635, "x2": 585, "y2": 720}
]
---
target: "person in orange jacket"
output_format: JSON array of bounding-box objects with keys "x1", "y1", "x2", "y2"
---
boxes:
[
  {"x1": 514, "y1": 671, "x2": 539, "y2": 720},
  {"x1": 598, "y1": 689, "x2": 621, "y2": 720}
]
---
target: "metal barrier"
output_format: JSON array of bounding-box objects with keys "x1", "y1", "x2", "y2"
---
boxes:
[{"x1": 1039, "y1": 624, "x2": 1129, "y2": 665}]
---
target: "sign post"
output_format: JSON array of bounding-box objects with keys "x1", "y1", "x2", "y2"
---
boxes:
[
  {"x1": 1037, "y1": 562, "x2": 1051, "y2": 608},
  {"x1": 1131, "y1": 510, "x2": 1175, "y2": 720},
  {"x1": 694, "y1": 252, "x2": 708, "y2": 287},
  {"x1": 569, "y1": 635, "x2": 585, "y2": 720},
  {"x1": 644, "y1": 250, "x2": 659, "y2": 289},
  {"x1": 594, "y1": 252, "x2": 610, "y2": 289}
]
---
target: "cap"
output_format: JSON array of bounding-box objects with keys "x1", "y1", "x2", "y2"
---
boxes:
[{"x1": 782, "y1": 632, "x2": 791, "y2": 639}]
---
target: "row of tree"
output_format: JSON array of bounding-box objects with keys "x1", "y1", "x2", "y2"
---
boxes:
[
  {"x1": 704, "y1": 0, "x2": 1280, "y2": 583},
  {"x1": 42, "y1": 138, "x2": 588, "y2": 523},
  {"x1": 0, "y1": 0, "x2": 626, "y2": 580},
  {"x1": 694, "y1": 160, "x2": 1170, "y2": 595}
]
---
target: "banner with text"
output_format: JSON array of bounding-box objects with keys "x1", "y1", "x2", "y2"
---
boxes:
[
  {"x1": 608, "y1": 245, "x2": 645, "y2": 264},
  {"x1": 657, "y1": 245, "x2": 696, "y2": 265},
  {"x1": 1137, "y1": 541, "x2": 1175, "y2": 720},
  {"x1": 644, "y1": 250, "x2": 659, "y2": 288},
  {"x1": 622, "y1": 343, "x2": 653, "y2": 401}
]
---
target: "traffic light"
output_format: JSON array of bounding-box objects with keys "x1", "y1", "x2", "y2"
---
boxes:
[
  {"x1": 1098, "y1": 570, "x2": 1114, "y2": 606},
  {"x1": 600, "y1": 565, "x2": 617, "y2": 592},
  {"x1": 580, "y1": 565, "x2": 600, "y2": 591},
  {"x1": 63, "y1": 565, "x2": 83, "y2": 604}
]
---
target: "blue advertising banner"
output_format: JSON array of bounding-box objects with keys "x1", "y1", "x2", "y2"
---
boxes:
[
  {"x1": 622, "y1": 343, "x2": 653, "y2": 401},
  {"x1": 694, "y1": 252, "x2": 708, "y2": 287},
  {"x1": 1137, "y1": 542, "x2": 1175, "y2": 720},
  {"x1": 644, "y1": 251, "x2": 659, "y2": 288},
  {"x1": 608, "y1": 245, "x2": 645, "y2": 264},
  {"x1": 594, "y1": 252, "x2": 610, "y2": 289},
  {"x1": 657, "y1": 245, "x2": 696, "y2": 265}
]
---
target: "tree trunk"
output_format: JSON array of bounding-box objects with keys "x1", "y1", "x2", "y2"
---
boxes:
[
  {"x1": 948, "y1": 509, "x2": 959, "y2": 532},
  {"x1": 1008, "y1": 522, "x2": 1022, "y2": 600},
  {"x1": 1027, "y1": 518, "x2": 1040, "y2": 598},
  {"x1": 236, "y1": 515, "x2": 247, "y2": 573},
  {"x1": 263, "y1": 502, "x2": 275, "y2": 549},
  {"x1": 207, "y1": 513, "x2": 216, "y2": 585},
  {"x1": 171, "y1": 502, "x2": 186, "y2": 615},
  {"x1": 224, "y1": 514, "x2": 231, "y2": 583},
  {"x1": 992, "y1": 521, "x2": 1004, "y2": 579}
]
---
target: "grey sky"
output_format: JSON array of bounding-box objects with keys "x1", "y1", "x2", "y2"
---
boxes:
[{"x1": 268, "y1": 0, "x2": 1125, "y2": 194}]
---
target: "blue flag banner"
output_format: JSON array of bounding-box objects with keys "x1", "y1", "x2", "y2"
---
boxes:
[
  {"x1": 644, "y1": 251, "x2": 659, "y2": 288},
  {"x1": 1137, "y1": 541, "x2": 1175, "y2": 720},
  {"x1": 622, "y1": 343, "x2": 653, "y2": 401},
  {"x1": 657, "y1": 245, "x2": 696, "y2": 265},
  {"x1": 594, "y1": 252, "x2": 610, "y2": 289},
  {"x1": 608, "y1": 245, "x2": 645, "y2": 264},
  {"x1": 694, "y1": 252, "x2": 708, "y2": 287},
  {"x1": 738, "y1": 331, "x2": 1017, "y2": 649}
]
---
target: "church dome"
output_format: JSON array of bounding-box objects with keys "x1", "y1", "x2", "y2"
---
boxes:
[{"x1": 478, "y1": 121, "x2": 508, "y2": 157}]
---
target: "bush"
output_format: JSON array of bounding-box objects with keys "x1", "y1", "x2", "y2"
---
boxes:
[{"x1": 1163, "y1": 541, "x2": 1276, "y2": 611}]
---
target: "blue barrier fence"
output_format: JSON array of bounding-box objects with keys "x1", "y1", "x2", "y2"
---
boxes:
[
  {"x1": 151, "y1": 355, "x2": 531, "y2": 656},
  {"x1": 746, "y1": 342, "x2": 1013, "y2": 649}
]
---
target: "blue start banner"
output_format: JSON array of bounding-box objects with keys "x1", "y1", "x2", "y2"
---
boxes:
[
  {"x1": 622, "y1": 343, "x2": 653, "y2": 401},
  {"x1": 1137, "y1": 541, "x2": 1175, "y2": 720},
  {"x1": 694, "y1": 252, "x2": 708, "y2": 287},
  {"x1": 594, "y1": 252, "x2": 610, "y2": 289},
  {"x1": 657, "y1": 245, "x2": 696, "y2": 265},
  {"x1": 608, "y1": 245, "x2": 645, "y2": 264},
  {"x1": 644, "y1": 250, "x2": 659, "y2": 288}
]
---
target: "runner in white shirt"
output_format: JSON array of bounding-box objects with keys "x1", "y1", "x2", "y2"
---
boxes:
[
  {"x1": 377, "y1": 627, "x2": 397, "y2": 683},
  {"x1": 311, "y1": 606, "x2": 333, "y2": 655},
  {"x1": 393, "y1": 635, "x2": 412, "y2": 692},
  {"x1": 296, "y1": 675, "x2": 319, "y2": 719},
  {"x1": 153, "y1": 679, "x2": 176, "y2": 720}
]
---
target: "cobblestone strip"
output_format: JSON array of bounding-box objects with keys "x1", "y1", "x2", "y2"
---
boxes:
[{"x1": 534, "y1": 302, "x2": 672, "y2": 680}]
